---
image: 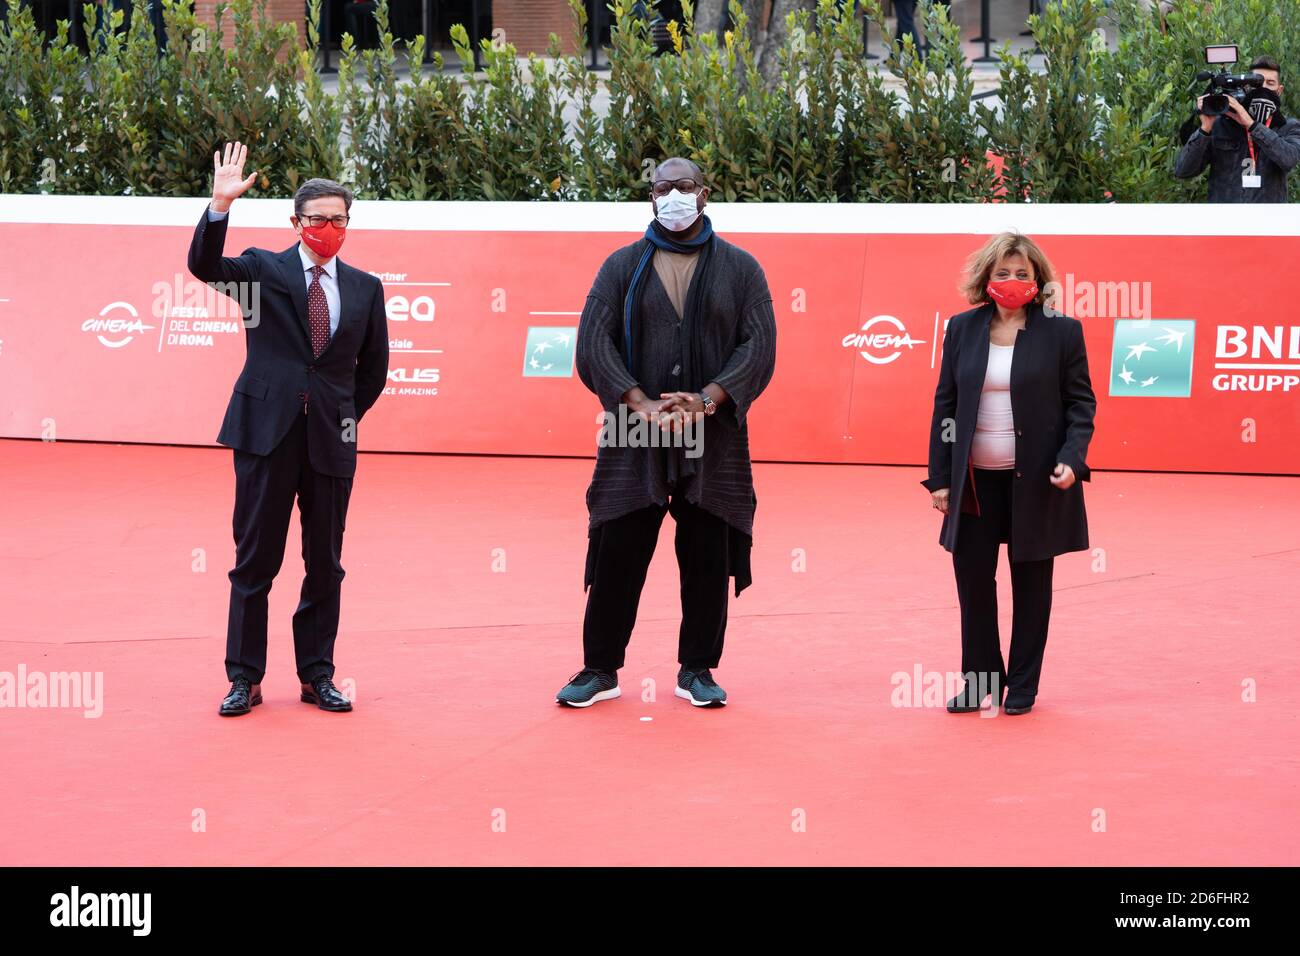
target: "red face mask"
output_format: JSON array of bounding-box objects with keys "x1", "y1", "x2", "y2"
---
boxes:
[
  {"x1": 299, "y1": 221, "x2": 346, "y2": 260},
  {"x1": 986, "y1": 278, "x2": 1038, "y2": 309}
]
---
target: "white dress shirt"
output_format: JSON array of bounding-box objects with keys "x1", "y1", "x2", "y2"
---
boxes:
[
  {"x1": 295, "y1": 242, "x2": 340, "y2": 335},
  {"x1": 970, "y1": 343, "x2": 1016, "y2": 470},
  {"x1": 206, "y1": 206, "x2": 340, "y2": 334}
]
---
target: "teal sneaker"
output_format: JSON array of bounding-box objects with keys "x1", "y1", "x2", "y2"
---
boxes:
[
  {"x1": 556, "y1": 668, "x2": 620, "y2": 707},
  {"x1": 675, "y1": 667, "x2": 727, "y2": 707}
]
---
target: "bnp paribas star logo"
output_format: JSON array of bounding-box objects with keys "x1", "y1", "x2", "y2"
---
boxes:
[
  {"x1": 522, "y1": 326, "x2": 576, "y2": 378},
  {"x1": 1109, "y1": 319, "x2": 1195, "y2": 397}
]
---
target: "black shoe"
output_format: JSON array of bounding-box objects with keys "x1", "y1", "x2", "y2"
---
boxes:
[
  {"x1": 300, "y1": 676, "x2": 353, "y2": 712},
  {"x1": 556, "y1": 668, "x2": 620, "y2": 707},
  {"x1": 946, "y1": 677, "x2": 1004, "y2": 714},
  {"x1": 219, "y1": 676, "x2": 262, "y2": 717},
  {"x1": 1004, "y1": 691, "x2": 1035, "y2": 715}
]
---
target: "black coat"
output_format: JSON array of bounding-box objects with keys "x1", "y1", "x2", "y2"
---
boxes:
[
  {"x1": 187, "y1": 210, "x2": 390, "y2": 478},
  {"x1": 1173, "y1": 116, "x2": 1300, "y2": 204},
  {"x1": 921, "y1": 302, "x2": 1096, "y2": 562},
  {"x1": 575, "y1": 234, "x2": 777, "y2": 537}
]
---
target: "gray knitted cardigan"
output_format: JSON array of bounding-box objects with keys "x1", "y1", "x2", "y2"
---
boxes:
[{"x1": 575, "y1": 232, "x2": 778, "y2": 539}]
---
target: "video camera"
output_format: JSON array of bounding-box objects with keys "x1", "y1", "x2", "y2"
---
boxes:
[{"x1": 1195, "y1": 44, "x2": 1266, "y2": 117}]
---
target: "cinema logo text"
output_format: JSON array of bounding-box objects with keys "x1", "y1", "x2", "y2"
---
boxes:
[
  {"x1": 0, "y1": 665, "x2": 103, "y2": 718},
  {"x1": 843, "y1": 315, "x2": 927, "y2": 365},
  {"x1": 50, "y1": 886, "x2": 151, "y2": 936},
  {"x1": 82, "y1": 301, "x2": 154, "y2": 349}
]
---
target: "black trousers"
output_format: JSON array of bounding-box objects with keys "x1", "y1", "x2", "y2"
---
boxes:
[
  {"x1": 582, "y1": 496, "x2": 732, "y2": 671},
  {"x1": 226, "y1": 414, "x2": 353, "y2": 684},
  {"x1": 952, "y1": 468, "x2": 1054, "y2": 698}
]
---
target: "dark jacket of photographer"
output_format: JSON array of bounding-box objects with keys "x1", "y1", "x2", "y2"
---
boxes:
[{"x1": 1174, "y1": 115, "x2": 1300, "y2": 202}]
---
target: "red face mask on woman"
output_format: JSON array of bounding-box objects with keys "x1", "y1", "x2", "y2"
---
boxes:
[
  {"x1": 986, "y1": 278, "x2": 1038, "y2": 309},
  {"x1": 299, "y1": 221, "x2": 346, "y2": 260}
]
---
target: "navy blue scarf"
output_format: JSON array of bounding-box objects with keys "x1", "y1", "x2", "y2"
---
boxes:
[
  {"x1": 621, "y1": 215, "x2": 715, "y2": 380},
  {"x1": 620, "y1": 214, "x2": 717, "y2": 484}
]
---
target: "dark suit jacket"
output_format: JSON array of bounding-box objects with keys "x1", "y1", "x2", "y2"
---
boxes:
[
  {"x1": 922, "y1": 302, "x2": 1096, "y2": 562},
  {"x1": 186, "y1": 209, "x2": 389, "y2": 478}
]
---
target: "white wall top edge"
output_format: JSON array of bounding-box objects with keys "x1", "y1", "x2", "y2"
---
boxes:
[{"x1": 1, "y1": 193, "x2": 1298, "y2": 236}]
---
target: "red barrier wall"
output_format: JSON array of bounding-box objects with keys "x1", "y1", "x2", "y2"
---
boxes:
[{"x1": 1, "y1": 198, "x2": 1297, "y2": 474}]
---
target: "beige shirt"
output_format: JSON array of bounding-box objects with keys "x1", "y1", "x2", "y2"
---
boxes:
[{"x1": 652, "y1": 249, "x2": 699, "y2": 321}]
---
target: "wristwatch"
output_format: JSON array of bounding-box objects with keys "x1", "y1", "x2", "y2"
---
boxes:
[{"x1": 699, "y1": 392, "x2": 717, "y2": 416}]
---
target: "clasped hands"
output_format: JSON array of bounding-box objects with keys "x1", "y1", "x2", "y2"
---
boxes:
[{"x1": 631, "y1": 391, "x2": 706, "y2": 433}]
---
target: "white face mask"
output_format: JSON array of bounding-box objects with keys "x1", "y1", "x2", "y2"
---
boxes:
[{"x1": 654, "y1": 189, "x2": 700, "y2": 232}]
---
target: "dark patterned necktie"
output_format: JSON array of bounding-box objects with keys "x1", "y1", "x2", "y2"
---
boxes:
[{"x1": 307, "y1": 265, "x2": 330, "y2": 357}]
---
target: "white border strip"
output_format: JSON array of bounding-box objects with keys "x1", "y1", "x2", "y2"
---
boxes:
[{"x1": 1, "y1": 194, "x2": 1298, "y2": 236}]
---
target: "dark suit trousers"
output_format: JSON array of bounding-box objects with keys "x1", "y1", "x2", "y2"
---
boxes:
[
  {"x1": 952, "y1": 468, "x2": 1054, "y2": 698},
  {"x1": 226, "y1": 414, "x2": 353, "y2": 684},
  {"x1": 582, "y1": 496, "x2": 731, "y2": 671}
]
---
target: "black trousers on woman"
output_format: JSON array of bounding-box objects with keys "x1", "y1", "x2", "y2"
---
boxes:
[
  {"x1": 582, "y1": 495, "x2": 733, "y2": 672},
  {"x1": 952, "y1": 468, "x2": 1054, "y2": 699}
]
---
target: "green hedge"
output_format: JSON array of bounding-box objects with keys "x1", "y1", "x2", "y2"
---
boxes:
[{"x1": 0, "y1": 0, "x2": 1296, "y2": 201}]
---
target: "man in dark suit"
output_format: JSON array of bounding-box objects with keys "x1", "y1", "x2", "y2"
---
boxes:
[{"x1": 188, "y1": 141, "x2": 389, "y2": 717}]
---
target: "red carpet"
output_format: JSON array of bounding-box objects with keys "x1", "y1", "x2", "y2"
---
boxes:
[{"x1": 1, "y1": 438, "x2": 1297, "y2": 866}]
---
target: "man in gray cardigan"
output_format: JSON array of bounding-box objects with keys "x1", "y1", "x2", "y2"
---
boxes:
[{"x1": 556, "y1": 158, "x2": 777, "y2": 708}]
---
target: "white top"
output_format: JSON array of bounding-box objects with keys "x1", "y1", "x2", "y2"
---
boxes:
[{"x1": 971, "y1": 343, "x2": 1016, "y2": 470}]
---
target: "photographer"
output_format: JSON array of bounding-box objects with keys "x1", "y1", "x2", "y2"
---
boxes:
[{"x1": 1174, "y1": 56, "x2": 1300, "y2": 202}]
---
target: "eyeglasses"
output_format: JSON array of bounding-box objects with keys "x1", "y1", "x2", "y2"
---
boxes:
[
  {"x1": 297, "y1": 214, "x2": 351, "y2": 228},
  {"x1": 651, "y1": 178, "x2": 704, "y2": 197}
]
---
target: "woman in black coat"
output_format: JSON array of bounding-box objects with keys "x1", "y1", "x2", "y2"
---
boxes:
[{"x1": 922, "y1": 232, "x2": 1096, "y2": 716}]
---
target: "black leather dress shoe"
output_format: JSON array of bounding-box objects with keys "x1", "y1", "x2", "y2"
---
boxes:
[
  {"x1": 300, "y1": 676, "x2": 352, "y2": 712},
  {"x1": 1003, "y1": 692, "x2": 1035, "y2": 716},
  {"x1": 219, "y1": 677, "x2": 262, "y2": 717}
]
